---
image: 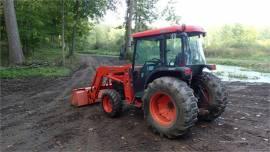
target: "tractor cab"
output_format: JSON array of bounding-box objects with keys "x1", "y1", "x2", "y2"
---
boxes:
[{"x1": 131, "y1": 25, "x2": 213, "y2": 96}]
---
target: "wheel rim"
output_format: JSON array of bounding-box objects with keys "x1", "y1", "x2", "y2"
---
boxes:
[
  {"x1": 199, "y1": 85, "x2": 211, "y2": 109},
  {"x1": 102, "y1": 96, "x2": 112, "y2": 113},
  {"x1": 150, "y1": 92, "x2": 176, "y2": 127}
]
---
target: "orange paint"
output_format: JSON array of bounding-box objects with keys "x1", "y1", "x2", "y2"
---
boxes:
[
  {"x1": 149, "y1": 92, "x2": 176, "y2": 127},
  {"x1": 71, "y1": 89, "x2": 89, "y2": 106},
  {"x1": 71, "y1": 64, "x2": 139, "y2": 107}
]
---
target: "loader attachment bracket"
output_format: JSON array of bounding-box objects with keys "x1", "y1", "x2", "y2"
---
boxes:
[{"x1": 71, "y1": 87, "x2": 97, "y2": 107}]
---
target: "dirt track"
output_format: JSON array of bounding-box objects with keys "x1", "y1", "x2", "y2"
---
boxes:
[{"x1": 1, "y1": 55, "x2": 270, "y2": 152}]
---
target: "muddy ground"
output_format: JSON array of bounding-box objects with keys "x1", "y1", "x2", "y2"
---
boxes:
[{"x1": 1, "y1": 55, "x2": 270, "y2": 152}]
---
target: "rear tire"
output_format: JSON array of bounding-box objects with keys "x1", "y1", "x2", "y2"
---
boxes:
[
  {"x1": 143, "y1": 77, "x2": 198, "y2": 138},
  {"x1": 192, "y1": 72, "x2": 228, "y2": 121},
  {"x1": 101, "y1": 89, "x2": 122, "y2": 117}
]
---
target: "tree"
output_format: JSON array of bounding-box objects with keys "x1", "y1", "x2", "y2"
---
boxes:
[
  {"x1": 123, "y1": 0, "x2": 134, "y2": 59},
  {"x1": 206, "y1": 24, "x2": 258, "y2": 49},
  {"x1": 7, "y1": 0, "x2": 117, "y2": 58},
  {"x1": 121, "y1": 0, "x2": 159, "y2": 59},
  {"x1": 258, "y1": 28, "x2": 270, "y2": 40},
  {"x1": 162, "y1": 0, "x2": 181, "y2": 25},
  {"x1": 134, "y1": 0, "x2": 158, "y2": 32},
  {"x1": 218, "y1": 24, "x2": 257, "y2": 48},
  {"x1": 3, "y1": 0, "x2": 24, "y2": 65},
  {"x1": 15, "y1": 0, "x2": 62, "y2": 53},
  {"x1": 61, "y1": 0, "x2": 65, "y2": 65},
  {"x1": 67, "y1": 0, "x2": 118, "y2": 56},
  {"x1": 69, "y1": 0, "x2": 79, "y2": 56}
]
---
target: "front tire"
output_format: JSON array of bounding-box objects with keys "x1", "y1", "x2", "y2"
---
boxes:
[
  {"x1": 101, "y1": 89, "x2": 122, "y2": 117},
  {"x1": 143, "y1": 77, "x2": 198, "y2": 138}
]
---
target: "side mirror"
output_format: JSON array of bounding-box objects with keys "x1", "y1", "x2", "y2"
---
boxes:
[
  {"x1": 205, "y1": 64, "x2": 216, "y2": 70},
  {"x1": 202, "y1": 33, "x2": 206, "y2": 37}
]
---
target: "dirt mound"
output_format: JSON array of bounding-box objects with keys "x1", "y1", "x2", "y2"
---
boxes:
[{"x1": 1, "y1": 55, "x2": 269, "y2": 151}]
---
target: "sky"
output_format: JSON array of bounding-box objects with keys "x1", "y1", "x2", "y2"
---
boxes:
[{"x1": 101, "y1": 0, "x2": 270, "y2": 28}]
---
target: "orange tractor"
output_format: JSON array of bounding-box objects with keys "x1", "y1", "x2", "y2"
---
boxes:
[{"x1": 71, "y1": 25, "x2": 228, "y2": 138}]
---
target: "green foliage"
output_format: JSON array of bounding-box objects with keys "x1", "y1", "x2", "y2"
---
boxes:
[
  {"x1": 77, "y1": 49, "x2": 119, "y2": 56},
  {"x1": 25, "y1": 48, "x2": 80, "y2": 70},
  {"x1": 257, "y1": 28, "x2": 270, "y2": 40},
  {"x1": 205, "y1": 24, "x2": 270, "y2": 73},
  {"x1": 0, "y1": 66, "x2": 71, "y2": 79},
  {"x1": 15, "y1": 0, "x2": 62, "y2": 52},
  {"x1": 134, "y1": 0, "x2": 159, "y2": 32},
  {"x1": 207, "y1": 24, "x2": 257, "y2": 48},
  {"x1": 208, "y1": 57, "x2": 270, "y2": 73},
  {"x1": 25, "y1": 48, "x2": 66, "y2": 65},
  {"x1": 228, "y1": 73, "x2": 248, "y2": 79},
  {"x1": 0, "y1": 47, "x2": 80, "y2": 78},
  {"x1": 77, "y1": 24, "x2": 124, "y2": 53},
  {"x1": 0, "y1": 46, "x2": 8, "y2": 66},
  {"x1": 205, "y1": 24, "x2": 270, "y2": 60},
  {"x1": 1, "y1": 0, "x2": 118, "y2": 56},
  {"x1": 0, "y1": 0, "x2": 118, "y2": 78},
  {"x1": 162, "y1": 0, "x2": 181, "y2": 24}
]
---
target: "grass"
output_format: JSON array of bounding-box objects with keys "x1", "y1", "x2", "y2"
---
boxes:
[
  {"x1": 0, "y1": 48, "x2": 80, "y2": 79},
  {"x1": 0, "y1": 48, "x2": 120, "y2": 79},
  {"x1": 0, "y1": 66, "x2": 71, "y2": 79},
  {"x1": 213, "y1": 70, "x2": 261, "y2": 80},
  {"x1": 77, "y1": 49, "x2": 119, "y2": 56},
  {"x1": 26, "y1": 48, "x2": 63, "y2": 65},
  {"x1": 82, "y1": 47, "x2": 270, "y2": 73},
  {"x1": 205, "y1": 43, "x2": 270, "y2": 73},
  {"x1": 207, "y1": 57, "x2": 270, "y2": 73},
  {"x1": 77, "y1": 49, "x2": 270, "y2": 73},
  {"x1": 214, "y1": 71, "x2": 225, "y2": 76},
  {"x1": 1, "y1": 44, "x2": 269, "y2": 79},
  {"x1": 227, "y1": 73, "x2": 248, "y2": 79}
]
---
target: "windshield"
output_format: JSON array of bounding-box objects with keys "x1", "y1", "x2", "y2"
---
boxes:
[
  {"x1": 186, "y1": 36, "x2": 206, "y2": 65},
  {"x1": 134, "y1": 34, "x2": 206, "y2": 67}
]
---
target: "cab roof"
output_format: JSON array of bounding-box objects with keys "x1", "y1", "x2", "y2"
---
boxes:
[{"x1": 132, "y1": 25, "x2": 205, "y2": 38}]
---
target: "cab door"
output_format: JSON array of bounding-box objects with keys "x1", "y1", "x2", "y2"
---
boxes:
[{"x1": 132, "y1": 38, "x2": 162, "y2": 97}]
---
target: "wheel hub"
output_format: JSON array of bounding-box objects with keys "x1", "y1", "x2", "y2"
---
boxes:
[
  {"x1": 102, "y1": 96, "x2": 113, "y2": 113},
  {"x1": 150, "y1": 92, "x2": 176, "y2": 127}
]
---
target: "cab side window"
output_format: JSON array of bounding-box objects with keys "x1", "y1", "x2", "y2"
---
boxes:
[
  {"x1": 135, "y1": 39, "x2": 160, "y2": 66},
  {"x1": 166, "y1": 37, "x2": 182, "y2": 66}
]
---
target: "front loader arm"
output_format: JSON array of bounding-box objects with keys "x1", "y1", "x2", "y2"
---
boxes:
[{"x1": 71, "y1": 64, "x2": 134, "y2": 106}]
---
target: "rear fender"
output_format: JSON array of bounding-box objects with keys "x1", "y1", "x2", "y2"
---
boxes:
[
  {"x1": 186, "y1": 64, "x2": 216, "y2": 76},
  {"x1": 144, "y1": 67, "x2": 191, "y2": 89}
]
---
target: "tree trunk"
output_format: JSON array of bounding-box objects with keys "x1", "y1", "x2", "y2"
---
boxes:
[
  {"x1": 3, "y1": 0, "x2": 24, "y2": 65},
  {"x1": 69, "y1": 0, "x2": 79, "y2": 57},
  {"x1": 70, "y1": 26, "x2": 76, "y2": 56},
  {"x1": 134, "y1": 0, "x2": 138, "y2": 32},
  {"x1": 61, "y1": 0, "x2": 65, "y2": 65},
  {"x1": 123, "y1": 0, "x2": 134, "y2": 59}
]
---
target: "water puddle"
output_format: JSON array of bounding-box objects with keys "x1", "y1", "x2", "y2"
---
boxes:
[{"x1": 206, "y1": 65, "x2": 270, "y2": 83}]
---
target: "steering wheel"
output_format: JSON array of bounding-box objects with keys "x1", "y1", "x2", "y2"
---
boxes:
[
  {"x1": 168, "y1": 58, "x2": 175, "y2": 66},
  {"x1": 145, "y1": 58, "x2": 162, "y2": 65},
  {"x1": 140, "y1": 58, "x2": 162, "y2": 78}
]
